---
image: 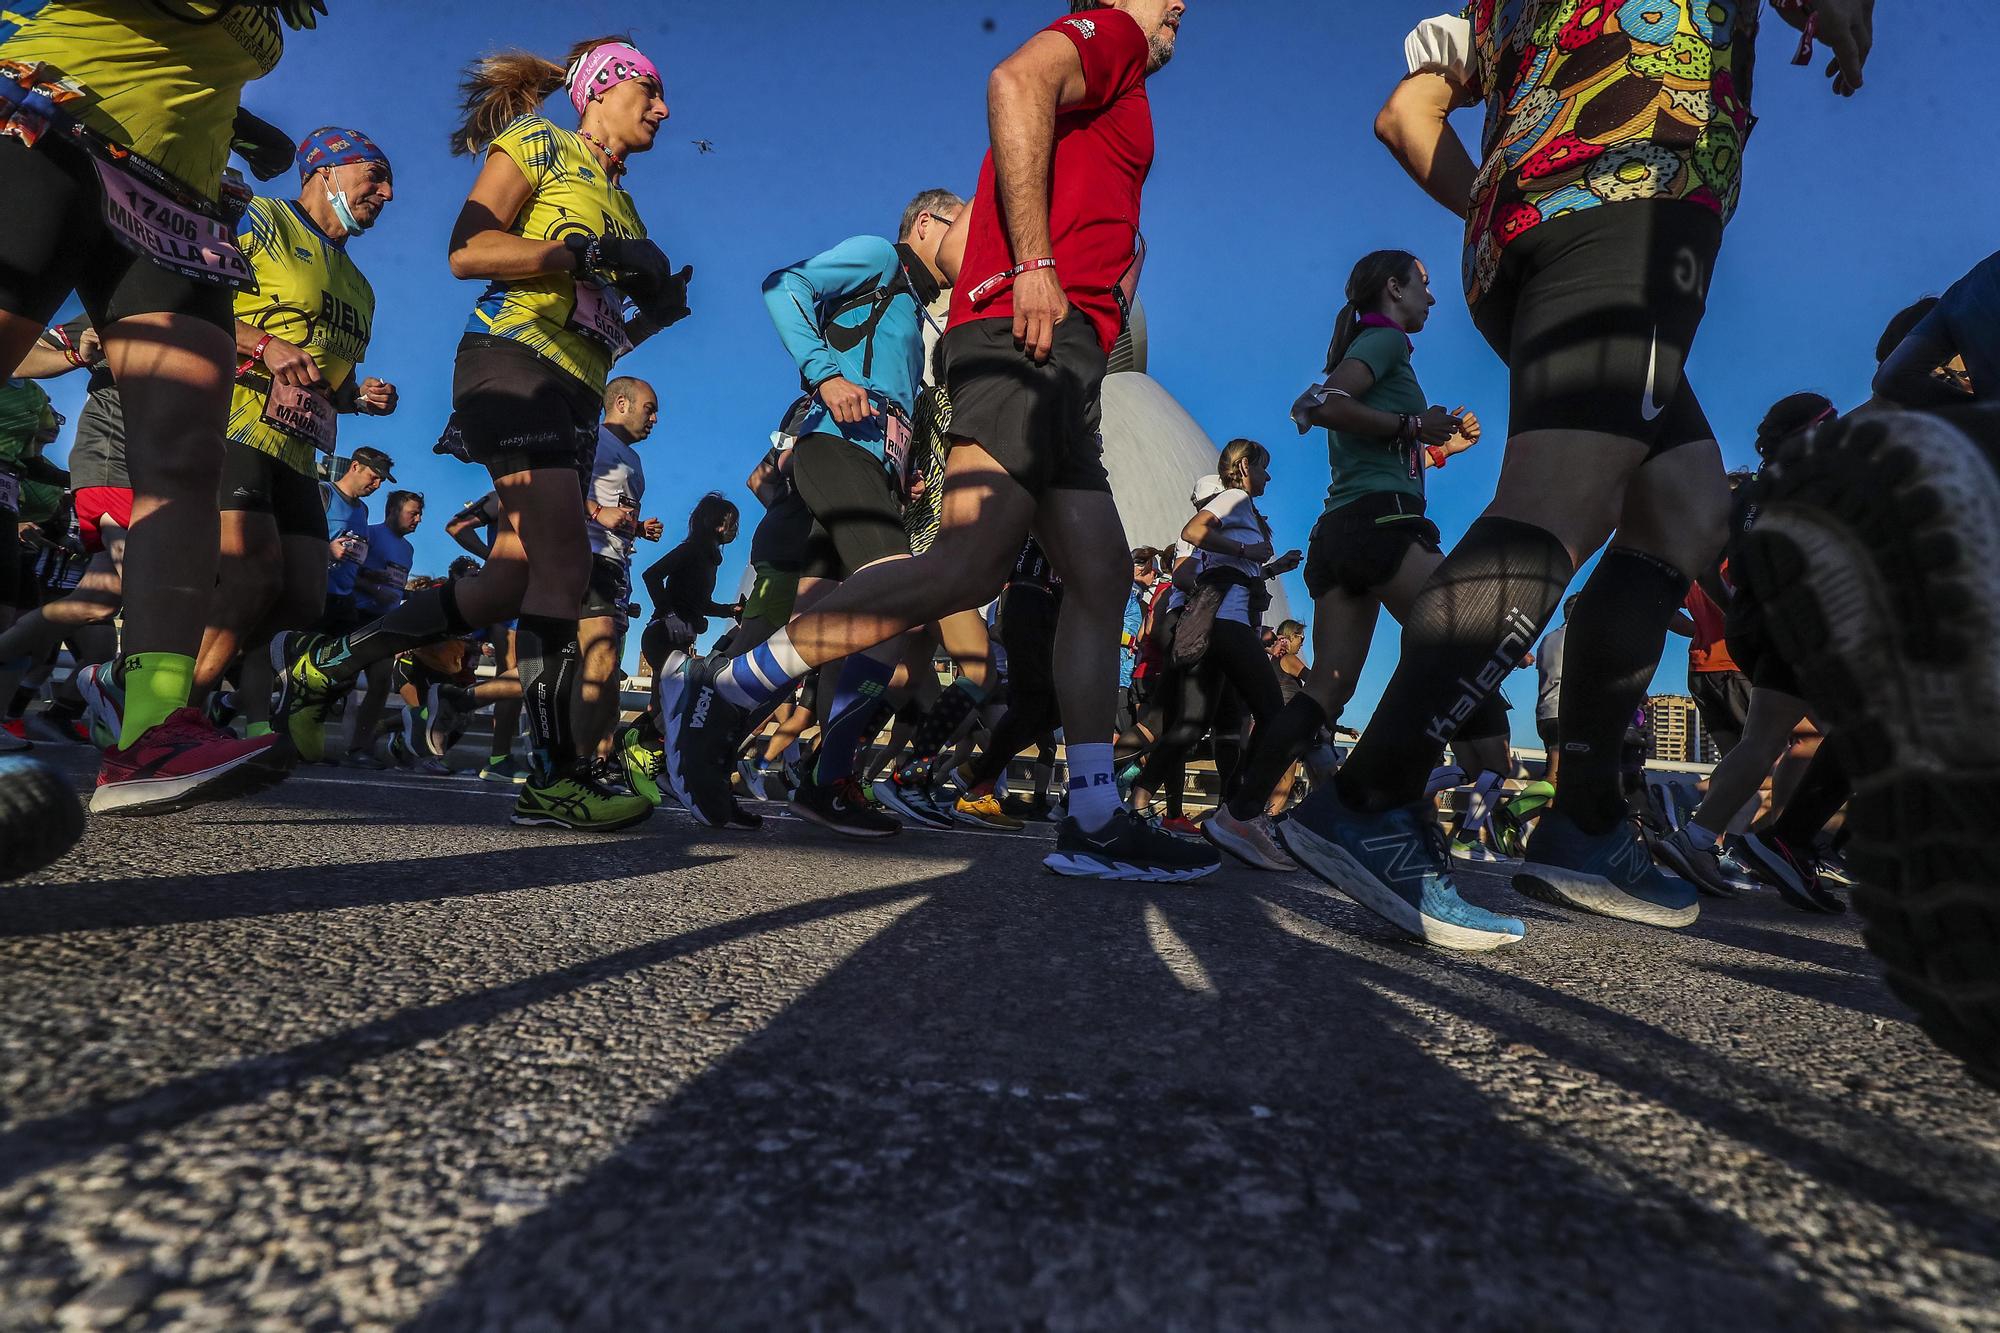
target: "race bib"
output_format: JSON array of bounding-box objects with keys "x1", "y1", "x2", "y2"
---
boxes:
[
  {"x1": 334, "y1": 530, "x2": 369, "y2": 566},
  {"x1": 381, "y1": 562, "x2": 410, "y2": 590},
  {"x1": 93, "y1": 157, "x2": 254, "y2": 291},
  {"x1": 569, "y1": 280, "x2": 634, "y2": 358},
  {"x1": 882, "y1": 407, "x2": 915, "y2": 496},
  {"x1": 261, "y1": 380, "x2": 339, "y2": 452},
  {"x1": 0, "y1": 471, "x2": 18, "y2": 514}
]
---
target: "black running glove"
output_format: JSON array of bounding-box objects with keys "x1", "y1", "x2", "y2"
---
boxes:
[
  {"x1": 230, "y1": 108, "x2": 294, "y2": 181},
  {"x1": 238, "y1": 0, "x2": 327, "y2": 31},
  {"x1": 565, "y1": 234, "x2": 694, "y2": 329}
]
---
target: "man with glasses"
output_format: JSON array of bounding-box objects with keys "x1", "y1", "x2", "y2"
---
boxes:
[{"x1": 701, "y1": 188, "x2": 963, "y2": 837}]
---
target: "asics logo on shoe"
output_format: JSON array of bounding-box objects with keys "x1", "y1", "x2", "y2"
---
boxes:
[
  {"x1": 691, "y1": 687, "x2": 712, "y2": 729},
  {"x1": 1426, "y1": 606, "x2": 1539, "y2": 746},
  {"x1": 1359, "y1": 833, "x2": 1433, "y2": 886}
]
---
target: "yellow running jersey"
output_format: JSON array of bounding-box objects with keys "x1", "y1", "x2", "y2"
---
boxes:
[
  {"x1": 227, "y1": 197, "x2": 375, "y2": 476},
  {"x1": 0, "y1": 0, "x2": 282, "y2": 201},
  {"x1": 464, "y1": 113, "x2": 646, "y2": 394}
]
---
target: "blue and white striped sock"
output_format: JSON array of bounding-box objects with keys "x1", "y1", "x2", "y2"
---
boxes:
[{"x1": 714, "y1": 630, "x2": 811, "y2": 711}]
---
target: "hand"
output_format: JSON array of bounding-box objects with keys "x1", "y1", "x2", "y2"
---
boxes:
[
  {"x1": 1416, "y1": 404, "x2": 1465, "y2": 447},
  {"x1": 328, "y1": 538, "x2": 354, "y2": 565},
  {"x1": 1010, "y1": 265, "x2": 1070, "y2": 364},
  {"x1": 355, "y1": 377, "x2": 397, "y2": 415},
  {"x1": 230, "y1": 107, "x2": 295, "y2": 180},
  {"x1": 596, "y1": 504, "x2": 639, "y2": 538},
  {"x1": 1241, "y1": 539, "x2": 1275, "y2": 565},
  {"x1": 245, "y1": 0, "x2": 325, "y2": 31},
  {"x1": 74, "y1": 327, "x2": 102, "y2": 366},
  {"x1": 1808, "y1": 0, "x2": 1873, "y2": 96},
  {"x1": 1445, "y1": 405, "x2": 1480, "y2": 454},
  {"x1": 640, "y1": 517, "x2": 665, "y2": 542},
  {"x1": 1267, "y1": 549, "x2": 1304, "y2": 576},
  {"x1": 260, "y1": 335, "x2": 322, "y2": 389},
  {"x1": 817, "y1": 375, "x2": 876, "y2": 426}
]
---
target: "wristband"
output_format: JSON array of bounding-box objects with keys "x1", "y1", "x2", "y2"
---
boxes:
[
  {"x1": 237, "y1": 333, "x2": 275, "y2": 378},
  {"x1": 50, "y1": 325, "x2": 85, "y2": 369},
  {"x1": 1014, "y1": 257, "x2": 1057, "y2": 277},
  {"x1": 1772, "y1": 0, "x2": 1818, "y2": 65},
  {"x1": 967, "y1": 257, "x2": 1059, "y2": 305},
  {"x1": 1426, "y1": 444, "x2": 1448, "y2": 470}
]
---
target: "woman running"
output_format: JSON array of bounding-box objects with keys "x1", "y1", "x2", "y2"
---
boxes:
[
  {"x1": 275, "y1": 32, "x2": 692, "y2": 833},
  {"x1": 1128, "y1": 438, "x2": 1300, "y2": 831},
  {"x1": 638, "y1": 493, "x2": 740, "y2": 680},
  {"x1": 0, "y1": 0, "x2": 311, "y2": 813},
  {"x1": 1202, "y1": 255, "x2": 1507, "y2": 925}
]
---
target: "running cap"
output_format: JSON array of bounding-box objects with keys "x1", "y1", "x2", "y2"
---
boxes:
[
  {"x1": 566, "y1": 42, "x2": 661, "y2": 117},
  {"x1": 350, "y1": 446, "x2": 396, "y2": 481},
  {"x1": 296, "y1": 126, "x2": 392, "y2": 182},
  {"x1": 1191, "y1": 473, "x2": 1226, "y2": 507}
]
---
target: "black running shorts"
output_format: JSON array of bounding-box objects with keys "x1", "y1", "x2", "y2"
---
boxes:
[
  {"x1": 451, "y1": 335, "x2": 600, "y2": 480},
  {"x1": 1724, "y1": 587, "x2": 1802, "y2": 699},
  {"x1": 941, "y1": 316, "x2": 1110, "y2": 496},
  {"x1": 792, "y1": 432, "x2": 910, "y2": 583},
  {"x1": 218, "y1": 440, "x2": 324, "y2": 539},
  {"x1": 1689, "y1": 666, "x2": 1753, "y2": 748},
  {"x1": 0, "y1": 135, "x2": 231, "y2": 331},
  {"x1": 1471, "y1": 200, "x2": 1721, "y2": 457},
  {"x1": 1303, "y1": 492, "x2": 1441, "y2": 600},
  {"x1": 581, "y1": 553, "x2": 631, "y2": 622}
]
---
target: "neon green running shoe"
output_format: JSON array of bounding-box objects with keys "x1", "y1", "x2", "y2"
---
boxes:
[
  {"x1": 619, "y1": 726, "x2": 665, "y2": 806},
  {"x1": 512, "y1": 764, "x2": 654, "y2": 832},
  {"x1": 269, "y1": 631, "x2": 338, "y2": 764}
]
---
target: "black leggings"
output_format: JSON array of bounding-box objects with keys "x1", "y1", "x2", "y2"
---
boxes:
[
  {"x1": 966, "y1": 586, "x2": 1058, "y2": 789},
  {"x1": 1136, "y1": 618, "x2": 1285, "y2": 805}
]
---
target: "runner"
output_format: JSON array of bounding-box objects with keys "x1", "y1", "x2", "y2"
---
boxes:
[
  {"x1": 624, "y1": 492, "x2": 739, "y2": 807},
  {"x1": 578, "y1": 374, "x2": 664, "y2": 763},
  {"x1": 194, "y1": 127, "x2": 399, "y2": 746},
  {"x1": 340, "y1": 488, "x2": 422, "y2": 768},
  {"x1": 1129, "y1": 438, "x2": 1298, "y2": 835},
  {"x1": 275, "y1": 34, "x2": 690, "y2": 833},
  {"x1": 1301, "y1": 1, "x2": 1870, "y2": 937},
  {"x1": 661, "y1": 1, "x2": 1213, "y2": 880},
  {"x1": 742, "y1": 188, "x2": 963, "y2": 838},
  {"x1": 1673, "y1": 474, "x2": 1756, "y2": 757},
  {"x1": 444, "y1": 488, "x2": 528, "y2": 781},
  {"x1": 945, "y1": 537, "x2": 1063, "y2": 832},
  {"x1": 316, "y1": 448, "x2": 392, "y2": 635},
  {"x1": 1, "y1": 0, "x2": 308, "y2": 813}
]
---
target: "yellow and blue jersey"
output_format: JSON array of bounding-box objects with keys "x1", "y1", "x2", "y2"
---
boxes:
[
  {"x1": 227, "y1": 196, "x2": 376, "y2": 476},
  {"x1": 464, "y1": 113, "x2": 646, "y2": 394},
  {"x1": 0, "y1": 0, "x2": 282, "y2": 201}
]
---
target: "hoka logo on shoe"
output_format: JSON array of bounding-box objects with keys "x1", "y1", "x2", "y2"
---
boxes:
[
  {"x1": 1359, "y1": 833, "x2": 1432, "y2": 886},
  {"x1": 691, "y1": 687, "x2": 712, "y2": 729}
]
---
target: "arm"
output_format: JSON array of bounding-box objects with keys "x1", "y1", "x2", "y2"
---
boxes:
[
  {"x1": 10, "y1": 341, "x2": 82, "y2": 379},
  {"x1": 1297, "y1": 353, "x2": 1465, "y2": 447},
  {"x1": 762, "y1": 237, "x2": 897, "y2": 423},
  {"x1": 1874, "y1": 307, "x2": 1973, "y2": 409},
  {"x1": 1181, "y1": 507, "x2": 1273, "y2": 564},
  {"x1": 988, "y1": 30, "x2": 1093, "y2": 361},
  {"x1": 447, "y1": 149, "x2": 575, "y2": 282},
  {"x1": 746, "y1": 455, "x2": 778, "y2": 505},
  {"x1": 446, "y1": 511, "x2": 491, "y2": 559},
  {"x1": 643, "y1": 544, "x2": 690, "y2": 613},
  {"x1": 1375, "y1": 72, "x2": 1480, "y2": 218}
]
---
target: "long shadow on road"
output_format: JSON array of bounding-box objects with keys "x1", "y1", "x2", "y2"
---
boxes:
[{"x1": 405, "y1": 861, "x2": 1903, "y2": 1330}]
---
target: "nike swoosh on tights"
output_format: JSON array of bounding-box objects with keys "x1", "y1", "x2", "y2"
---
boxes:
[{"x1": 1640, "y1": 329, "x2": 1667, "y2": 423}]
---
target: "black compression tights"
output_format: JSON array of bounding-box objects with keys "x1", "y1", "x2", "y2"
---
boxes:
[{"x1": 1135, "y1": 618, "x2": 1285, "y2": 805}]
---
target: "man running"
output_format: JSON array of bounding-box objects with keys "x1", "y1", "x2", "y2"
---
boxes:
[
  {"x1": 341, "y1": 489, "x2": 422, "y2": 767},
  {"x1": 318, "y1": 447, "x2": 394, "y2": 638},
  {"x1": 445, "y1": 488, "x2": 527, "y2": 781},
  {"x1": 664, "y1": 0, "x2": 1215, "y2": 882},
  {"x1": 1296, "y1": 0, "x2": 1873, "y2": 941},
  {"x1": 578, "y1": 375, "x2": 663, "y2": 760}
]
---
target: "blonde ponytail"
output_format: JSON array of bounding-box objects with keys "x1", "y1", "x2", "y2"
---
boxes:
[{"x1": 448, "y1": 34, "x2": 637, "y2": 156}]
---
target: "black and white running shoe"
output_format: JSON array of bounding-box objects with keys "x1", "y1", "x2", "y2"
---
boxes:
[
  {"x1": 1044, "y1": 808, "x2": 1221, "y2": 883},
  {"x1": 872, "y1": 773, "x2": 955, "y2": 830},
  {"x1": 790, "y1": 778, "x2": 901, "y2": 838},
  {"x1": 1739, "y1": 409, "x2": 2000, "y2": 1085}
]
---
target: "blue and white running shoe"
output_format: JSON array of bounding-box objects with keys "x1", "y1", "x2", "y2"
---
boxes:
[
  {"x1": 1515, "y1": 811, "x2": 1699, "y2": 928},
  {"x1": 1276, "y1": 785, "x2": 1525, "y2": 952}
]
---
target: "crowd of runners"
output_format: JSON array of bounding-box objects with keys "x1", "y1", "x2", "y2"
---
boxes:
[{"x1": 0, "y1": 0, "x2": 1995, "y2": 1082}]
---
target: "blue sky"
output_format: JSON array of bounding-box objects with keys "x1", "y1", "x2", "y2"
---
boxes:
[{"x1": 40, "y1": 2, "x2": 1999, "y2": 747}]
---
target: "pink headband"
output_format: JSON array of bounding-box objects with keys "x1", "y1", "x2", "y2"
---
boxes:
[{"x1": 566, "y1": 42, "x2": 660, "y2": 116}]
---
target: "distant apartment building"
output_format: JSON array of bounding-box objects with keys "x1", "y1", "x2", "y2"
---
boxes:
[{"x1": 1645, "y1": 694, "x2": 1717, "y2": 765}]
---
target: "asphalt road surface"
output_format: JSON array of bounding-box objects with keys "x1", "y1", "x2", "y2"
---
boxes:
[{"x1": 2, "y1": 750, "x2": 1996, "y2": 1331}]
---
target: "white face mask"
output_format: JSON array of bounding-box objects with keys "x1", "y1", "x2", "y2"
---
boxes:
[{"x1": 325, "y1": 173, "x2": 371, "y2": 234}]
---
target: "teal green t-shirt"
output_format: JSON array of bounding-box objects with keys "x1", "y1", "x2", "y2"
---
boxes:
[{"x1": 1324, "y1": 326, "x2": 1426, "y2": 514}]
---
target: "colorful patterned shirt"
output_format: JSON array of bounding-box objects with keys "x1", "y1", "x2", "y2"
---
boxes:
[{"x1": 1457, "y1": 0, "x2": 1764, "y2": 304}]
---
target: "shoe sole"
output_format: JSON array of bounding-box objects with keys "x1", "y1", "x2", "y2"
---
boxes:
[
  {"x1": 508, "y1": 807, "x2": 654, "y2": 833},
  {"x1": 1653, "y1": 837, "x2": 1744, "y2": 900},
  {"x1": 1740, "y1": 411, "x2": 2000, "y2": 1082},
  {"x1": 1041, "y1": 851, "x2": 1217, "y2": 883},
  {"x1": 1512, "y1": 864, "x2": 1700, "y2": 929},
  {"x1": 786, "y1": 800, "x2": 901, "y2": 839},
  {"x1": 0, "y1": 758, "x2": 85, "y2": 880},
  {"x1": 1276, "y1": 818, "x2": 1522, "y2": 952},
  {"x1": 952, "y1": 806, "x2": 1025, "y2": 832},
  {"x1": 91, "y1": 740, "x2": 294, "y2": 817},
  {"x1": 1202, "y1": 817, "x2": 1296, "y2": 873}
]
